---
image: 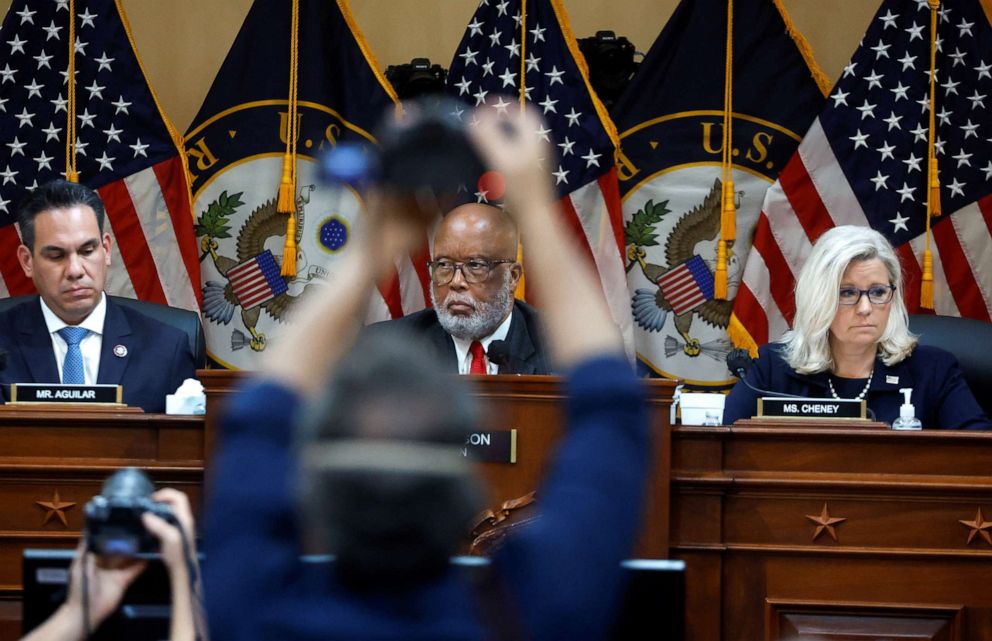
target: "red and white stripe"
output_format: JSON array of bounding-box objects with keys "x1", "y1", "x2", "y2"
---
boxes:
[
  {"x1": 0, "y1": 155, "x2": 201, "y2": 313},
  {"x1": 733, "y1": 117, "x2": 992, "y2": 348},
  {"x1": 228, "y1": 258, "x2": 276, "y2": 309},
  {"x1": 659, "y1": 263, "x2": 706, "y2": 315},
  {"x1": 555, "y1": 168, "x2": 635, "y2": 352}
]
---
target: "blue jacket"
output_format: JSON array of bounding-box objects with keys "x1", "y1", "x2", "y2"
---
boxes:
[
  {"x1": 724, "y1": 343, "x2": 992, "y2": 430},
  {"x1": 0, "y1": 296, "x2": 195, "y2": 413},
  {"x1": 203, "y1": 356, "x2": 649, "y2": 641}
]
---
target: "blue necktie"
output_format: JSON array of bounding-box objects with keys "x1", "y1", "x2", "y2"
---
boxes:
[{"x1": 58, "y1": 327, "x2": 88, "y2": 385}]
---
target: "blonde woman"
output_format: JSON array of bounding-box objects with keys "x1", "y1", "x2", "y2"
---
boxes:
[{"x1": 724, "y1": 225, "x2": 991, "y2": 429}]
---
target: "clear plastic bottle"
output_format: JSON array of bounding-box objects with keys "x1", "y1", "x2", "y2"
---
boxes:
[{"x1": 891, "y1": 387, "x2": 922, "y2": 430}]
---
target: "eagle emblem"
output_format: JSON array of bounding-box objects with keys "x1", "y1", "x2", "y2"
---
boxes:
[
  {"x1": 625, "y1": 177, "x2": 739, "y2": 363},
  {"x1": 196, "y1": 185, "x2": 325, "y2": 353}
]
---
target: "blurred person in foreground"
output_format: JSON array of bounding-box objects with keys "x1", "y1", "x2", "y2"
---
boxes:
[
  {"x1": 724, "y1": 225, "x2": 991, "y2": 429},
  {"x1": 22, "y1": 489, "x2": 199, "y2": 641},
  {"x1": 203, "y1": 106, "x2": 649, "y2": 641},
  {"x1": 367, "y1": 201, "x2": 551, "y2": 375}
]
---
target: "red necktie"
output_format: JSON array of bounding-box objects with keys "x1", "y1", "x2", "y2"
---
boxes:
[{"x1": 469, "y1": 341, "x2": 487, "y2": 375}]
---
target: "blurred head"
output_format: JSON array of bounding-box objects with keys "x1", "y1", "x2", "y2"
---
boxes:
[
  {"x1": 782, "y1": 225, "x2": 916, "y2": 373},
  {"x1": 430, "y1": 203, "x2": 521, "y2": 340},
  {"x1": 297, "y1": 332, "x2": 483, "y2": 590},
  {"x1": 16, "y1": 180, "x2": 111, "y2": 325}
]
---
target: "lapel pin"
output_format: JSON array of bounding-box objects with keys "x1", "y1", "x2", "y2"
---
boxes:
[
  {"x1": 113, "y1": 344, "x2": 128, "y2": 358},
  {"x1": 886, "y1": 375, "x2": 899, "y2": 384}
]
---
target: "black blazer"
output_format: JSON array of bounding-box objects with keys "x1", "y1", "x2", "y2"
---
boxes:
[
  {"x1": 366, "y1": 300, "x2": 553, "y2": 375},
  {"x1": 0, "y1": 297, "x2": 196, "y2": 412}
]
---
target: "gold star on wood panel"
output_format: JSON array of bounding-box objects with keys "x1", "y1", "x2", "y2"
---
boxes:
[
  {"x1": 36, "y1": 490, "x2": 76, "y2": 528},
  {"x1": 806, "y1": 503, "x2": 846, "y2": 542},
  {"x1": 959, "y1": 508, "x2": 992, "y2": 545}
]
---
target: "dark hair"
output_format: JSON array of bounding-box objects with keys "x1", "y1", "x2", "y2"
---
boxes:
[
  {"x1": 17, "y1": 180, "x2": 107, "y2": 250},
  {"x1": 296, "y1": 331, "x2": 482, "y2": 588}
]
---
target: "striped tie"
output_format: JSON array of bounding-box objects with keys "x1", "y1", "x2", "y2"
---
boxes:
[{"x1": 58, "y1": 327, "x2": 88, "y2": 385}]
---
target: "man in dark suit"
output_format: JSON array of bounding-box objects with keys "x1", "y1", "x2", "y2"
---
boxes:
[
  {"x1": 369, "y1": 202, "x2": 551, "y2": 375},
  {"x1": 0, "y1": 180, "x2": 195, "y2": 412}
]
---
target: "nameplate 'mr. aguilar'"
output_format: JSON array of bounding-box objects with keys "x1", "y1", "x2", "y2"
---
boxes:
[
  {"x1": 10, "y1": 384, "x2": 123, "y2": 405},
  {"x1": 461, "y1": 430, "x2": 517, "y2": 463},
  {"x1": 758, "y1": 397, "x2": 866, "y2": 420}
]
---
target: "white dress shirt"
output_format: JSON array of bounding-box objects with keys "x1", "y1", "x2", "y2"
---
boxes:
[
  {"x1": 451, "y1": 311, "x2": 513, "y2": 375},
  {"x1": 40, "y1": 293, "x2": 107, "y2": 385}
]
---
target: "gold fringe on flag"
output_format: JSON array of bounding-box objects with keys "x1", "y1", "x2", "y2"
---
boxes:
[
  {"x1": 921, "y1": 0, "x2": 941, "y2": 309},
  {"x1": 715, "y1": 0, "x2": 735, "y2": 300},
  {"x1": 65, "y1": 0, "x2": 79, "y2": 182},
  {"x1": 279, "y1": 0, "x2": 301, "y2": 277}
]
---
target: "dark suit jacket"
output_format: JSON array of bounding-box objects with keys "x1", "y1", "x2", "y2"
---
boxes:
[
  {"x1": 366, "y1": 300, "x2": 553, "y2": 375},
  {"x1": 724, "y1": 342, "x2": 992, "y2": 430},
  {"x1": 0, "y1": 297, "x2": 196, "y2": 413}
]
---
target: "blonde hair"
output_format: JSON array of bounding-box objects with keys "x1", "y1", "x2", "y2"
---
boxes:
[{"x1": 782, "y1": 225, "x2": 917, "y2": 374}]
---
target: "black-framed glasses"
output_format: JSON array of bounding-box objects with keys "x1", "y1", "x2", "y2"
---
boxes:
[
  {"x1": 427, "y1": 258, "x2": 516, "y2": 285},
  {"x1": 838, "y1": 284, "x2": 896, "y2": 306}
]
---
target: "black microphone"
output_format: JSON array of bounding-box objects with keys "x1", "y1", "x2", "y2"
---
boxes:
[
  {"x1": 486, "y1": 340, "x2": 515, "y2": 374},
  {"x1": 725, "y1": 349, "x2": 807, "y2": 400},
  {"x1": 726, "y1": 348, "x2": 753, "y2": 379}
]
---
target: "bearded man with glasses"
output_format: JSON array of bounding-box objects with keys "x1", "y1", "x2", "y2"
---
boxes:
[
  {"x1": 367, "y1": 202, "x2": 552, "y2": 375},
  {"x1": 724, "y1": 225, "x2": 991, "y2": 429}
]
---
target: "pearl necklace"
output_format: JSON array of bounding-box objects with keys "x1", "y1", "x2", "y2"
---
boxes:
[{"x1": 828, "y1": 369, "x2": 874, "y2": 401}]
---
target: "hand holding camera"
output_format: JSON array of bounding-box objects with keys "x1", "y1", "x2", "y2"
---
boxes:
[{"x1": 85, "y1": 467, "x2": 178, "y2": 557}]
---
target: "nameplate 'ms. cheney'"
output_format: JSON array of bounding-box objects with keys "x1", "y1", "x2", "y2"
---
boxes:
[
  {"x1": 758, "y1": 397, "x2": 866, "y2": 420},
  {"x1": 10, "y1": 384, "x2": 123, "y2": 405}
]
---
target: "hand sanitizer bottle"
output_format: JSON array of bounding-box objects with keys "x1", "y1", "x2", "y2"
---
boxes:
[{"x1": 891, "y1": 388, "x2": 922, "y2": 430}]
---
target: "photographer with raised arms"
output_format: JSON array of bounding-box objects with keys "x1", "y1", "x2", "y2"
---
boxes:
[{"x1": 202, "y1": 104, "x2": 650, "y2": 641}]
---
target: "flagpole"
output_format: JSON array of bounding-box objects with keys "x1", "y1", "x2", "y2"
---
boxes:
[
  {"x1": 65, "y1": 0, "x2": 78, "y2": 182},
  {"x1": 920, "y1": 0, "x2": 942, "y2": 310},
  {"x1": 715, "y1": 0, "x2": 735, "y2": 300}
]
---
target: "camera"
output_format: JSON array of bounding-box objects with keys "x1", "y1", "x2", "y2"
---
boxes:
[
  {"x1": 84, "y1": 468, "x2": 175, "y2": 556},
  {"x1": 384, "y1": 58, "x2": 447, "y2": 100},
  {"x1": 320, "y1": 96, "x2": 488, "y2": 208}
]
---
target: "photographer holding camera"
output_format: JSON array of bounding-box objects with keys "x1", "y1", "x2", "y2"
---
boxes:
[
  {"x1": 203, "y1": 104, "x2": 649, "y2": 641},
  {"x1": 22, "y1": 485, "x2": 200, "y2": 641}
]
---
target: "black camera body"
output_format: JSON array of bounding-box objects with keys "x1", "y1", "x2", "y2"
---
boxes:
[
  {"x1": 321, "y1": 96, "x2": 488, "y2": 209},
  {"x1": 84, "y1": 468, "x2": 175, "y2": 556}
]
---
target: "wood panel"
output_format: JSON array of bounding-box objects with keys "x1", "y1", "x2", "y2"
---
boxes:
[
  {"x1": 0, "y1": 408, "x2": 206, "y2": 641},
  {"x1": 672, "y1": 424, "x2": 992, "y2": 641},
  {"x1": 202, "y1": 371, "x2": 677, "y2": 557},
  {"x1": 0, "y1": 372, "x2": 673, "y2": 640},
  {"x1": 766, "y1": 600, "x2": 962, "y2": 641}
]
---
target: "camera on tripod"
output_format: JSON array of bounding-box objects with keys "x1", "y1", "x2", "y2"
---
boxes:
[{"x1": 84, "y1": 468, "x2": 175, "y2": 556}]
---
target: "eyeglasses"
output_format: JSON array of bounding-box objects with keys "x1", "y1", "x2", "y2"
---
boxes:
[
  {"x1": 838, "y1": 285, "x2": 896, "y2": 306},
  {"x1": 427, "y1": 258, "x2": 516, "y2": 285}
]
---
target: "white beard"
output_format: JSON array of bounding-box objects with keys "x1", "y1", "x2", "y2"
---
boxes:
[{"x1": 431, "y1": 270, "x2": 514, "y2": 340}]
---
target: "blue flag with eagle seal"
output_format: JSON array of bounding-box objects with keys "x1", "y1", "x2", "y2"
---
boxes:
[
  {"x1": 611, "y1": 0, "x2": 827, "y2": 388},
  {"x1": 184, "y1": 0, "x2": 412, "y2": 370}
]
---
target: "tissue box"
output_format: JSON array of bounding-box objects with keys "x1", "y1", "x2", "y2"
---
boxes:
[{"x1": 680, "y1": 392, "x2": 725, "y2": 426}]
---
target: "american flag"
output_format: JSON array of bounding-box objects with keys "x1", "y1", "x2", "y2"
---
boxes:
[
  {"x1": 446, "y1": 0, "x2": 634, "y2": 349},
  {"x1": 227, "y1": 250, "x2": 288, "y2": 310},
  {"x1": 658, "y1": 255, "x2": 714, "y2": 315},
  {"x1": 733, "y1": 0, "x2": 992, "y2": 348},
  {"x1": 0, "y1": 0, "x2": 200, "y2": 310}
]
